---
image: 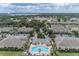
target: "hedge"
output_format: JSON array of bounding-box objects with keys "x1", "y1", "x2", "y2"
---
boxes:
[{"x1": 0, "y1": 47, "x2": 23, "y2": 51}]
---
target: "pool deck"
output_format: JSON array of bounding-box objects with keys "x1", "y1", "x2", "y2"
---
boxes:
[{"x1": 29, "y1": 44, "x2": 52, "y2": 56}]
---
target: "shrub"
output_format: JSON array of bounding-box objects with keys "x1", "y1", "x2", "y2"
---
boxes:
[{"x1": 0, "y1": 47, "x2": 23, "y2": 51}]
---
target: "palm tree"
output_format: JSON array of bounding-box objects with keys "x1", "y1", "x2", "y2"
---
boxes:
[
  {"x1": 22, "y1": 42, "x2": 29, "y2": 51},
  {"x1": 41, "y1": 20, "x2": 58, "y2": 56},
  {"x1": 47, "y1": 30, "x2": 58, "y2": 56}
]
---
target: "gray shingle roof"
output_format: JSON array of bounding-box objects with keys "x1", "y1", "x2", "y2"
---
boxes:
[
  {"x1": 0, "y1": 35, "x2": 29, "y2": 48},
  {"x1": 55, "y1": 35, "x2": 79, "y2": 49}
]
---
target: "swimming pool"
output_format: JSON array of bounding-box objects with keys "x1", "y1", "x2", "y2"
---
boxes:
[{"x1": 31, "y1": 46, "x2": 48, "y2": 52}]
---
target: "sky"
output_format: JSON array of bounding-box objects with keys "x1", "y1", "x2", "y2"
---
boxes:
[
  {"x1": 0, "y1": 0, "x2": 79, "y2": 3},
  {"x1": 0, "y1": 3, "x2": 79, "y2": 13}
]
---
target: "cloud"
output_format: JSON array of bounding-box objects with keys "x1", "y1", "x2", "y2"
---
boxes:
[
  {"x1": 0, "y1": 3, "x2": 12, "y2": 7},
  {"x1": 0, "y1": 3, "x2": 79, "y2": 13},
  {"x1": 16, "y1": 5, "x2": 34, "y2": 10},
  {"x1": 0, "y1": 3, "x2": 66, "y2": 13}
]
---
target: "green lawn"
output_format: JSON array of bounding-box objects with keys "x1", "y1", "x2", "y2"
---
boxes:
[
  {"x1": 59, "y1": 51, "x2": 79, "y2": 56},
  {"x1": 1, "y1": 51, "x2": 79, "y2": 56},
  {"x1": 0, "y1": 51, "x2": 23, "y2": 56}
]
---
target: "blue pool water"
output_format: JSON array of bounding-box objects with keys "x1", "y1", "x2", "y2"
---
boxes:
[{"x1": 31, "y1": 46, "x2": 48, "y2": 52}]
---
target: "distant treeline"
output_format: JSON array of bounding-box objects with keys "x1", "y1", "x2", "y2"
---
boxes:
[{"x1": 1, "y1": 13, "x2": 79, "y2": 16}]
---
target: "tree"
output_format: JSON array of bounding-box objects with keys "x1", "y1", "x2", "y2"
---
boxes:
[
  {"x1": 57, "y1": 16, "x2": 68, "y2": 22},
  {"x1": 48, "y1": 30, "x2": 58, "y2": 56},
  {"x1": 22, "y1": 42, "x2": 29, "y2": 51},
  {"x1": 17, "y1": 19, "x2": 29, "y2": 27},
  {"x1": 72, "y1": 30, "x2": 79, "y2": 37},
  {"x1": 29, "y1": 29, "x2": 35, "y2": 37}
]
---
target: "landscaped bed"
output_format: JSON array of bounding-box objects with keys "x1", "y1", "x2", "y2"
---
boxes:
[{"x1": 0, "y1": 51, "x2": 23, "y2": 56}]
